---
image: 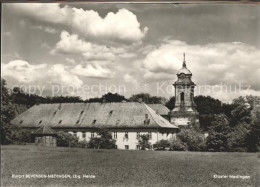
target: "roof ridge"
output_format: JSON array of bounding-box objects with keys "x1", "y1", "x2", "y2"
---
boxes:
[{"x1": 144, "y1": 103, "x2": 178, "y2": 129}]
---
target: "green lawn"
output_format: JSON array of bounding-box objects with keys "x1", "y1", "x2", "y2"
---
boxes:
[{"x1": 1, "y1": 145, "x2": 259, "y2": 187}]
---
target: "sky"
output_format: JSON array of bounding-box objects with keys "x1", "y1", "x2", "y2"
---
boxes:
[{"x1": 1, "y1": 3, "x2": 260, "y2": 102}]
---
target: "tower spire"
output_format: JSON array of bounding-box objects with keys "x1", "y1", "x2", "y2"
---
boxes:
[{"x1": 183, "y1": 53, "x2": 186, "y2": 68}]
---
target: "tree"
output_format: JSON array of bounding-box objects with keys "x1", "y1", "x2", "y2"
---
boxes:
[
  {"x1": 166, "y1": 96, "x2": 175, "y2": 110},
  {"x1": 153, "y1": 140, "x2": 170, "y2": 150},
  {"x1": 86, "y1": 92, "x2": 127, "y2": 103},
  {"x1": 1, "y1": 79, "x2": 15, "y2": 144},
  {"x1": 194, "y1": 95, "x2": 222, "y2": 115},
  {"x1": 169, "y1": 139, "x2": 188, "y2": 151},
  {"x1": 56, "y1": 131, "x2": 79, "y2": 147},
  {"x1": 129, "y1": 93, "x2": 166, "y2": 104},
  {"x1": 138, "y1": 134, "x2": 151, "y2": 150},
  {"x1": 206, "y1": 114, "x2": 231, "y2": 152},
  {"x1": 245, "y1": 105, "x2": 260, "y2": 152},
  {"x1": 88, "y1": 129, "x2": 116, "y2": 149},
  {"x1": 177, "y1": 128, "x2": 205, "y2": 151},
  {"x1": 227, "y1": 123, "x2": 250, "y2": 152}
]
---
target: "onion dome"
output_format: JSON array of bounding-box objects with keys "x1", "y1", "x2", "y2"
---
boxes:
[{"x1": 177, "y1": 53, "x2": 192, "y2": 75}]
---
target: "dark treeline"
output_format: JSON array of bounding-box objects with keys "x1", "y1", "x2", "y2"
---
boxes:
[{"x1": 2, "y1": 79, "x2": 260, "y2": 151}]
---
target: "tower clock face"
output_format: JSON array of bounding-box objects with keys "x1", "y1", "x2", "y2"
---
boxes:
[{"x1": 180, "y1": 74, "x2": 185, "y2": 79}]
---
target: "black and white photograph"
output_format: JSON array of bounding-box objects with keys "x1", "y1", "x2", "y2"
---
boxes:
[{"x1": 1, "y1": 1, "x2": 260, "y2": 186}]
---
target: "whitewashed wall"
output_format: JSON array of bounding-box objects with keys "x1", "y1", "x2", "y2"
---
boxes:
[{"x1": 69, "y1": 131, "x2": 176, "y2": 150}]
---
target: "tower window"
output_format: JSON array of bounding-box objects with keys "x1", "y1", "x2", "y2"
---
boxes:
[{"x1": 181, "y1": 92, "x2": 185, "y2": 102}]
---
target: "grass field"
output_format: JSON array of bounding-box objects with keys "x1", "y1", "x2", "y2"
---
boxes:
[{"x1": 1, "y1": 145, "x2": 259, "y2": 187}]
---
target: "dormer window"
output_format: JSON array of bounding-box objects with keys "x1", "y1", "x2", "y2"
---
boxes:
[{"x1": 38, "y1": 120, "x2": 42, "y2": 125}]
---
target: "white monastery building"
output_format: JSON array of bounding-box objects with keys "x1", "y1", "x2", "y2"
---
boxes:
[{"x1": 11, "y1": 54, "x2": 199, "y2": 149}]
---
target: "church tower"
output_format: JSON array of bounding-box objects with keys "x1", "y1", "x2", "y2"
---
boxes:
[{"x1": 170, "y1": 53, "x2": 199, "y2": 127}]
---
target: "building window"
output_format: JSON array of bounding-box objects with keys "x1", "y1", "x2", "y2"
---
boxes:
[
  {"x1": 73, "y1": 132, "x2": 77, "y2": 137},
  {"x1": 148, "y1": 132, "x2": 152, "y2": 140},
  {"x1": 136, "y1": 145, "x2": 140, "y2": 150},
  {"x1": 124, "y1": 132, "x2": 128, "y2": 139},
  {"x1": 125, "y1": 145, "x2": 129, "y2": 150},
  {"x1": 113, "y1": 132, "x2": 117, "y2": 139},
  {"x1": 82, "y1": 132, "x2": 86, "y2": 138},
  {"x1": 136, "y1": 132, "x2": 140, "y2": 139},
  {"x1": 91, "y1": 132, "x2": 95, "y2": 138}
]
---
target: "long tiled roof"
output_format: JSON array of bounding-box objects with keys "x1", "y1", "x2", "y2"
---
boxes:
[
  {"x1": 147, "y1": 104, "x2": 170, "y2": 115},
  {"x1": 11, "y1": 102, "x2": 178, "y2": 129}
]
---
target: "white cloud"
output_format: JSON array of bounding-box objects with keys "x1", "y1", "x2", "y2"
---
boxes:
[
  {"x1": 52, "y1": 31, "x2": 128, "y2": 61},
  {"x1": 2, "y1": 60, "x2": 47, "y2": 83},
  {"x1": 9, "y1": 4, "x2": 147, "y2": 42},
  {"x1": 124, "y1": 74, "x2": 137, "y2": 83},
  {"x1": 48, "y1": 64, "x2": 83, "y2": 87},
  {"x1": 65, "y1": 58, "x2": 76, "y2": 64},
  {"x1": 30, "y1": 25, "x2": 58, "y2": 34},
  {"x1": 10, "y1": 4, "x2": 72, "y2": 24},
  {"x1": 71, "y1": 64, "x2": 113, "y2": 78},
  {"x1": 44, "y1": 27, "x2": 58, "y2": 34},
  {"x1": 140, "y1": 40, "x2": 260, "y2": 91},
  {"x1": 40, "y1": 42, "x2": 51, "y2": 49},
  {"x1": 71, "y1": 8, "x2": 148, "y2": 42},
  {"x1": 1, "y1": 60, "x2": 83, "y2": 87}
]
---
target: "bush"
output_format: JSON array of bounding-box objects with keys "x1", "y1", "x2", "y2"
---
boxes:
[
  {"x1": 57, "y1": 131, "x2": 79, "y2": 147},
  {"x1": 153, "y1": 140, "x2": 170, "y2": 150},
  {"x1": 177, "y1": 128, "x2": 205, "y2": 151},
  {"x1": 138, "y1": 134, "x2": 151, "y2": 150},
  {"x1": 169, "y1": 139, "x2": 187, "y2": 151},
  {"x1": 88, "y1": 129, "x2": 116, "y2": 149},
  {"x1": 12, "y1": 128, "x2": 34, "y2": 144},
  {"x1": 77, "y1": 140, "x2": 88, "y2": 148}
]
